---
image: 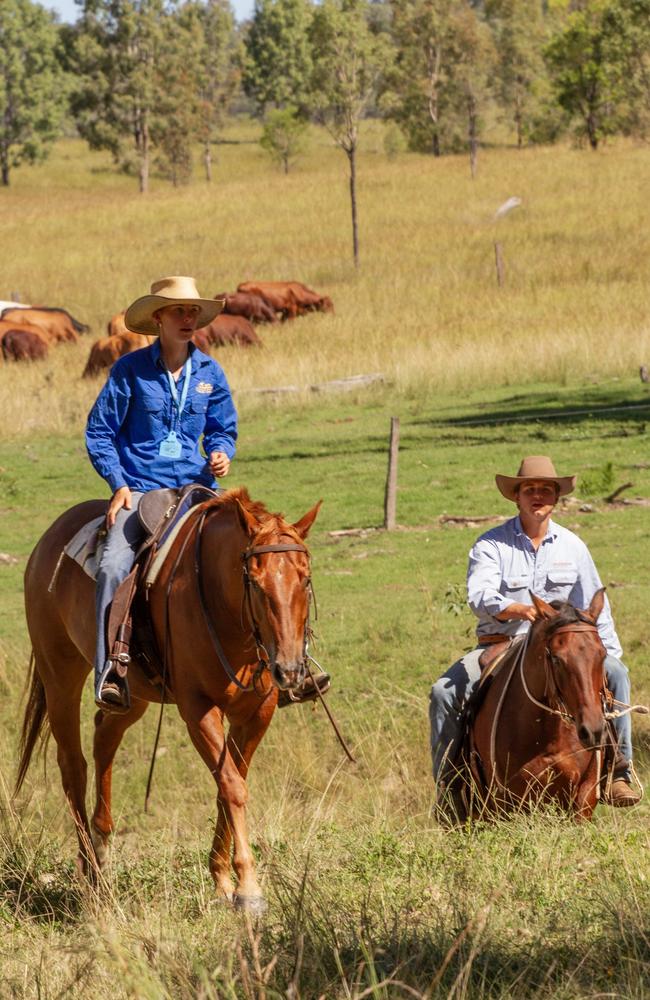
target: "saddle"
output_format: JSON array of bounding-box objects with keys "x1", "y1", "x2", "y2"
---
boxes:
[{"x1": 104, "y1": 484, "x2": 220, "y2": 701}]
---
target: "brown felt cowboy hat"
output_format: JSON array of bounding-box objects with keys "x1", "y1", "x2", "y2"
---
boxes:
[
  {"x1": 124, "y1": 276, "x2": 224, "y2": 336},
  {"x1": 495, "y1": 456, "x2": 576, "y2": 502}
]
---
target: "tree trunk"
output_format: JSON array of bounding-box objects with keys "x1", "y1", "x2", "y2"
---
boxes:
[
  {"x1": 586, "y1": 109, "x2": 599, "y2": 150},
  {"x1": 468, "y1": 94, "x2": 478, "y2": 179},
  {"x1": 432, "y1": 131, "x2": 440, "y2": 157},
  {"x1": 348, "y1": 144, "x2": 359, "y2": 268},
  {"x1": 204, "y1": 141, "x2": 212, "y2": 182},
  {"x1": 139, "y1": 116, "x2": 150, "y2": 194},
  {"x1": 1, "y1": 158, "x2": 8, "y2": 186}
]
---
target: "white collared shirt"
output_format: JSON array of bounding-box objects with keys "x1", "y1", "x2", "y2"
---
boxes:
[{"x1": 467, "y1": 515, "x2": 622, "y2": 657}]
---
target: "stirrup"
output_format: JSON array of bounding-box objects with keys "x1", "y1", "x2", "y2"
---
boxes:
[{"x1": 95, "y1": 662, "x2": 131, "y2": 715}]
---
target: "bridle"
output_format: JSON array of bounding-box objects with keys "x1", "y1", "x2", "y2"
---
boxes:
[
  {"x1": 488, "y1": 616, "x2": 605, "y2": 793},
  {"x1": 520, "y1": 619, "x2": 604, "y2": 725},
  {"x1": 194, "y1": 511, "x2": 314, "y2": 694}
]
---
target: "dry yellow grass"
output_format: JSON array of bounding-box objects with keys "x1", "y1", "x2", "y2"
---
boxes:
[{"x1": 1, "y1": 125, "x2": 650, "y2": 440}]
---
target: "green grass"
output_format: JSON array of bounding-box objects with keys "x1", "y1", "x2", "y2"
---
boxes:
[
  {"x1": 1, "y1": 378, "x2": 649, "y2": 998},
  {"x1": 1, "y1": 127, "x2": 650, "y2": 997}
]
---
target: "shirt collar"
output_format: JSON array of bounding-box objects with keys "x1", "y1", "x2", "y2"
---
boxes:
[
  {"x1": 151, "y1": 339, "x2": 199, "y2": 372},
  {"x1": 513, "y1": 515, "x2": 558, "y2": 544}
]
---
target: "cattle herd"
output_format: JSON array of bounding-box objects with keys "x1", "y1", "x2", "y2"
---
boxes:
[{"x1": 0, "y1": 281, "x2": 334, "y2": 376}]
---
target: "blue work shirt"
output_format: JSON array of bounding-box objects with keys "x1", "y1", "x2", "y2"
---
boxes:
[
  {"x1": 86, "y1": 340, "x2": 237, "y2": 493},
  {"x1": 467, "y1": 515, "x2": 622, "y2": 658}
]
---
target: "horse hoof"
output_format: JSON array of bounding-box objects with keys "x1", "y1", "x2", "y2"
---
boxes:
[{"x1": 233, "y1": 893, "x2": 267, "y2": 915}]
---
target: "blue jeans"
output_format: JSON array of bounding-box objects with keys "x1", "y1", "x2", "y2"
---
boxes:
[
  {"x1": 94, "y1": 492, "x2": 145, "y2": 698},
  {"x1": 429, "y1": 648, "x2": 633, "y2": 782}
]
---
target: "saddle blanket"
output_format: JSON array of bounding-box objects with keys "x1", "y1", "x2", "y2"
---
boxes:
[{"x1": 58, "y1": 506, "x2": 201, "y2": 588}]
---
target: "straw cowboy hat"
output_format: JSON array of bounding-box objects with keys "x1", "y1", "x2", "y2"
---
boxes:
[
  {"x1": 124, "y1": 276, "x2": 224, "y2": 336},
  {"x1": 495, "y1": 455, "x2": 576, "y2": 502}
]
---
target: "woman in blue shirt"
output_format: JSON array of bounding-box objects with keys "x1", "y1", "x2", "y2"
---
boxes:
[{"x1": 86, "y1": 276, "x2": 238, "y2": 710}]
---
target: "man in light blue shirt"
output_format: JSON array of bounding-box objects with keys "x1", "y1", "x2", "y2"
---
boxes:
[{"x1": 429, "y1": 455, "x2": 639, "y2": 807}]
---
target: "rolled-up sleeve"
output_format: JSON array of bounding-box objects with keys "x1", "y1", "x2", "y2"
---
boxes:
[
  {"x1": 467, "y1": 539, "x2": 510, "y2": 619},
  {"x1": 568, "y1": 541, "x2": 622, "y2": 659},
  {"x1": 202, "y1": 367, "x2": 238, "y2": 460},
  {"x1": 85, "y1": 367, "x2": 132, "y2": 493}
]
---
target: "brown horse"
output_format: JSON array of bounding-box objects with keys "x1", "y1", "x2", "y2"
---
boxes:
[
  {"x1": 16, "y1": 488, "x2": 320, "y2": 911},
  {"x1": 452, "y1": 590, "x2": 613, "y2": 823}
]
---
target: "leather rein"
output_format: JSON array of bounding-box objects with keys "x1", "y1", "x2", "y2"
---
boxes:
[
  {"x1": 193, "y1": 510, "x2": 313, "y2": 694},
  {"x1": 520, "y1": 620, "x2": 603, "y2": 724},
  {"x1": 487, "y1": 619, "x2": 604, "y2": 793}
]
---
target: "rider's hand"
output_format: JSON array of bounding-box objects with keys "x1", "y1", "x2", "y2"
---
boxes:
[
  {"x1": 495, "y1": 602, "x2": 539, "y2": 623},
  {"x1": 209, "y1": 451, "x2": 231, "y2": 478},
  {"x1": 106, "y1": 486, "x2": 132, "y2": 529}
]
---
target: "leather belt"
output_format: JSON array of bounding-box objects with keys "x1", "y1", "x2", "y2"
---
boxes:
[{"x1": 478, "y1": 633, "x2": 511, "y2": 646}]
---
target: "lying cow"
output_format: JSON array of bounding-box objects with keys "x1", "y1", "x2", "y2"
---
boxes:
[
  {"x1": 1, "y1": 307, "x2": 81, "y2": 344},
  {"x1": 82, "y1": 331, "x2": 154, "y2": 378},
  {"x1": 237, "y1": 281, "x2": 333, "y2": 318},
  {"x1": 197, "y1": 314, "x2": 262, "y2": 348},
  {"x1": 215, "y1": 292, "x2": 278, "y2": 324},
  {"x1": 235, "y1": 282, "x2": 299, "y2": 320},
  {"x1": 1, "y1": 328, "x2": 49, "y2": 362}
]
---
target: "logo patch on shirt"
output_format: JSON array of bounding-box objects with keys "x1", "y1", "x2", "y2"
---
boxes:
[{"x1": 196, "y1": 382, "x2": 213, "y2": 394}]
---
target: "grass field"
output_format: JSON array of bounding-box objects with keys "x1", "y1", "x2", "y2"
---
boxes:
[{"x1": 1, "y1": 127, "x2": 650, "y2": 998}]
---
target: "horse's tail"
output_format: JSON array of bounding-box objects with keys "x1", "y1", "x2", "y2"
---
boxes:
[{"x1": 15, "y1": 651, "x2": 49, "y2": 795}]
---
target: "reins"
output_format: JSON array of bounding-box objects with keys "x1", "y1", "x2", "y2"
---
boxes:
[{"x1": 144, "y1": 503, "x2": 353, "y2": 806}]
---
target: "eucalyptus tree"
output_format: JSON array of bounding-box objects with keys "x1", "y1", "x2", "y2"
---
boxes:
[
  {"x1": 545, "y1": 0, "x2": 621, "y2": 150},
  {"x1": 385, "y1": 0, "x2": 458, "y2": 156},
  {"x1": 243, "y1": 0, "x2": 314, "y2": 114},
  {"x1": 0, "y1": 0, "x2": 69, "y2": 186},
  {"x1": 485, "y1": 0, "x2": 549, "y2": 147},
  {"x1": 309, "y1": 0, "x2": 392, "y2": 267},
  {"x1": 71, "y1": 0, "x2": 173, "y2": 192},
  {"x1": 178, "y1": 0, "x2": 241, "y2": 181}
]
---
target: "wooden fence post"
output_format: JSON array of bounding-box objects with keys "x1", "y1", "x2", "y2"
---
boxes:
[{"x1": 384, "y1": 417, "x2": 400, "y2": 530}]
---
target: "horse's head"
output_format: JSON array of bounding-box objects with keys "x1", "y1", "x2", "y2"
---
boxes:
[
  {"x1": 530, "y1": 590, "x2": 607, "y2": 748},
  {"x1": 236, "y1": 497, "x2": 322, "y2": 691}
]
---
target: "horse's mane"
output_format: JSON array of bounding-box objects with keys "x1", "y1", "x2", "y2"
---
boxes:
[
  {"x1": 545, "y1": 600, "x2": 594, "y2": 632},
  {"x1": 208, "y1": 487, "x2": 302, "y2": 543}
]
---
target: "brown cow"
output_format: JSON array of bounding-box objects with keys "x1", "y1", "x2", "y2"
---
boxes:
[
  {"x1": 1, "y1": 328, "x2": 49, "y2": 362},
  {"x1": 1, "y1": 307, "x2": 80, "y2": 344},
  {"x1": 107, "y1": 312, "x2": 129, "y2": 337},
  {"x1": 197, "y1": 314, "x2": 262, "y2": 348},
  {"x1": 235, "y1": 283, "x2": 299, "y2": 320},
  {"x1": 237, "y1": 281, "x2": 333, "y2": 317},
  {"x1": 82, "y1": 332, "x2": 154, "y2": 378},
  {"x1": 215, "y1": 292, "x2": 278, "y2": 324}
]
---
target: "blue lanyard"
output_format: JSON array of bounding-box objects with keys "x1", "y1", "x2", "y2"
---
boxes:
[{"x1": 165, "y1": 358, "x2": 192, "y2": 428}]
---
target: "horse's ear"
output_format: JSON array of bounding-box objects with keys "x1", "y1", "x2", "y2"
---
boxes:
[
  {"x1": 292, "y1": 500, "x2": 322, "y2": 539},
  {"x1": 586, "y1": 587, "x2": 606, "y2": 623},
  {"x1": 235, "y1": 499, "x2": 260, "y2": 538},
  {"x1": 530, "y1": 593, "x2": 558, "y2": 620}
]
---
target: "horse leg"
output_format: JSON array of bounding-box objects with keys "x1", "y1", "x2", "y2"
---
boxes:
[
  {"x1": 212, "y1": 704, "x2": 275, "y2": 904},
  {"x1": 43, "y1": 671, "x2": 97, "y2": 879},
  {"x1": 91, "y1": 699, "x2": 150, "y2": 865},
  {"x1": 183, "y1": 702, "x2": 264, "y2": 906}
]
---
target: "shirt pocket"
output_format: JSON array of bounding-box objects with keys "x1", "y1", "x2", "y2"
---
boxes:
[
  {"x1": 501, "y1": 575, "x2": 532, "y2": 603},
  {"x1": 131, "y1": 394, "x2": 167, "y2": 438},
  {"x1": 182, "y1": 396, "x2": 209, "y2": 438},
  {"x1": 545, "y1": 567, "x2": 578, "y2": 601}
]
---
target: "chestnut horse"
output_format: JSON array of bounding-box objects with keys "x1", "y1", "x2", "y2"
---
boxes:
[
  {"x1": 16, "y1": 488, "x2": 320, "y2": 911},
  {"x1": 451, "y1": 590, "x2": 614, "y2": 823}
]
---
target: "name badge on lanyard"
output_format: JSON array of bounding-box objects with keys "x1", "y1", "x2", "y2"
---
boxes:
[{"x1": 159, "y1": 358, "x2": 191, "y2": 459}]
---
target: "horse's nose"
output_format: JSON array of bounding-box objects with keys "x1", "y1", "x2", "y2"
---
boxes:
[
  {"x1": 578, "y1": 723, "x2": 603, "y2": 748},
  {"x1": 272, "y1": 661, "x2": 304, "y2": 690}
]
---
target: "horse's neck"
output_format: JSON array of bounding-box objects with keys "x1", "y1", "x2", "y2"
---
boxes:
[{"x1": 202, "y1": 507, "x2": 248, "y2": 624}]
